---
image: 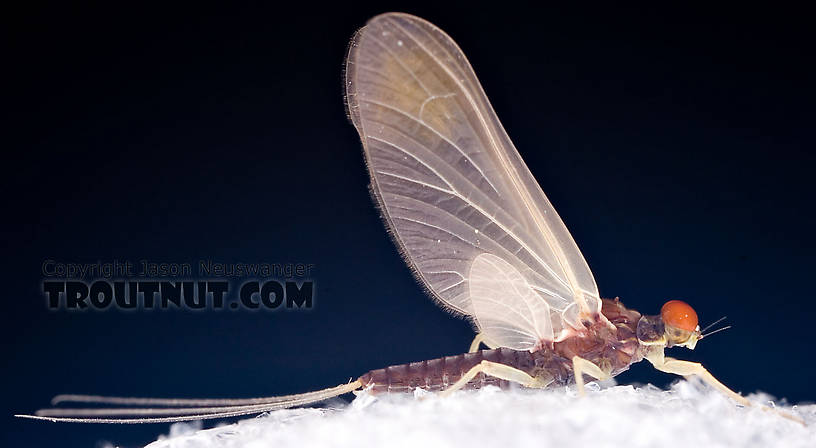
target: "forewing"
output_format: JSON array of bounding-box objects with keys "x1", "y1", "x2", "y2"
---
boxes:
[{"x1": 345, "y1": 13, "x2": 600, "y2": 345}]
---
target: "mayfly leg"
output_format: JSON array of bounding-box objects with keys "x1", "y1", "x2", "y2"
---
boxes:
[
  {"x1": 468, "y1": 334, "x2": 485, "y2": 353},
  {"x1": 648, "y1": 356, "x2": 805, "y2": 425},
  {"x1": 468, "y1": 333, "x2": 500, "y2": 353},
  {"x1": 571, "y1": 356, "x2": 610, "y2": 396},
  {"x1": 439, "y1": 361, "x2": 552, "y2": 397}
]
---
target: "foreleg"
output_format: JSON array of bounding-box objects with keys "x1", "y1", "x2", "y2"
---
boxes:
[{"x1": 649, "y1": 356, "x2": 803, "y2": 425}]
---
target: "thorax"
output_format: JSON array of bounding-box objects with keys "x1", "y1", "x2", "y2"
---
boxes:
[{"x1": 547, "y1": 298, "x2": 644, "y2": 378}]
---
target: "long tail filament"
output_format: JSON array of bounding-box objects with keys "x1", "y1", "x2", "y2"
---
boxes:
[{"x1": 15, "y1": 380, "x2": 362, "y2": 424}]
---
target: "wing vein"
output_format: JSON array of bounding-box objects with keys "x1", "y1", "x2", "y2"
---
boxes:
[
  {"x1": 361, "y1": 98, "x2": 502, "y2": 198},
  {"x1": 366, "y1": 134, "x2": 570, "y2": 290},
  {"x1": 367, "y1": 34, "x2": 433, "y2": 96}
]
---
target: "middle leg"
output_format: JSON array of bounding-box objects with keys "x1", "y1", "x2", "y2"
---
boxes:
[{"x1": 572, "y1": 356, "x2": 610, "y2": 396}]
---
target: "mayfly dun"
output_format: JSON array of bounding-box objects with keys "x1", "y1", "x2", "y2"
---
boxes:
[{"x1": 17, "y1": 12, "x2": 802, "y2": 425}]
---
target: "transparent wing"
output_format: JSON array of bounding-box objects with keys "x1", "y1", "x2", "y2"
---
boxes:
[
  {"x1": 469, "y1": 253, "x2": 553, "y2": 349},
  {"x1": 345, "y1": 13, "x2": 601, "y2": 348}
]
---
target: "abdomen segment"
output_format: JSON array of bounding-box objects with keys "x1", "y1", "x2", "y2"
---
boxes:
[{"x1": 357, "y1": 347, "x2": 572, "y2": 393}]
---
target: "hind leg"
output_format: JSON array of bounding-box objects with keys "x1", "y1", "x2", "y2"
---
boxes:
[
  {"x1": 468, "y1": 333, "x2": 488, "y2": 352},
  {"x1": 439, "y1": 360, "x2": 551, "y2": 397}
]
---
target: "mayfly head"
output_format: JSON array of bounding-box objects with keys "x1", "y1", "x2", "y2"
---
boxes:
[
  {"x1": 636, "y1": 300, "x2": 701, "y2": 350},
  {"x1": 660, "y1": 300, "x2": 701, "y2": 349}
]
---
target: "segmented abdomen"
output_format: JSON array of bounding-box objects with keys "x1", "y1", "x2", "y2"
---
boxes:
[
  {"x1": 356, "y1": 300, "x2": 642, "y2": 395},
  {"x1": 357, "y1": 348, "x2": 570, "y2": 393}
]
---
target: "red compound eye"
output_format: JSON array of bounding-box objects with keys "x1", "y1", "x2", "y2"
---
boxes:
[{"x1": 661, "y1": 300, "x2": 698, "y2": 332}]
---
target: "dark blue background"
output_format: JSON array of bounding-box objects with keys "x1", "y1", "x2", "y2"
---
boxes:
[{"x1": 4, "y1": 2, "x2": 813, "y2": 447}]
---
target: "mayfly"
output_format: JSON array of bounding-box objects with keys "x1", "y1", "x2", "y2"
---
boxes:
[{"x1": 18, "y1": 12, "x2": 802, "y2": 425}]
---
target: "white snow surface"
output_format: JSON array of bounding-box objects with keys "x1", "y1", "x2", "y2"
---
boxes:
[{"x1": 144, "y1": 379, "x2": 815, "y2": 448}]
